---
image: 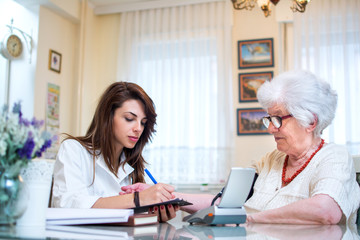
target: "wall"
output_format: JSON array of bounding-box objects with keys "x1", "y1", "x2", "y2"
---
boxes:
[
  {"x1": 231, "y1": 7, "x2": 278, "y2": 167},
  {"x1": 0, "y1": 0, "x2": 39, "y2": 118},
  {"x1": 34, "y1": 6, "x2": 79, "y2": 140},
  {"x1": 78, "y1": 7, "x2": 121, "y2": 135}
]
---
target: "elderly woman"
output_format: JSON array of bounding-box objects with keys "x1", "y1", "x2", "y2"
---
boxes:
[
  {"x1": 121, "y1": 70, "x2": 360, "y2": 224},
  {"x1": 243, "y1": 70, "x2": 360, "y2": 224}
]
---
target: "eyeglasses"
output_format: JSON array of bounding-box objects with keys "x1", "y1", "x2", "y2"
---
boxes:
[{"x1": 262, "y1": 114, "x2": 293, "y2": 129}]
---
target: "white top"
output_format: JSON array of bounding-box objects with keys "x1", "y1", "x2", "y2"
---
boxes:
[
  {"x1": 244, "y1": 143, "x2": 360, "y2": 224},
  {"x1": 51, "y1": 139, "x2": 134, "y2": 208}
]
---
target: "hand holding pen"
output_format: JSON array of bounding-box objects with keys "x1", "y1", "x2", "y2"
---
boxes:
[
  {"x1": 119, "y1": 169, "x2": 179, "y2": 221},
  {"x1": 120, "y1": 169, "x2": 165, "y2": 194}
]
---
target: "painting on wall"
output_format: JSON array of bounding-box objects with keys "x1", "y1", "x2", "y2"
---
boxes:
[
  {"x1": 238, "y1": 38, "x2": 274, "y2": 69},
  {"x1": 238, "y1": 71, "x2": 273, "y2": 102},
  {"x1": 45, "y1": 83, "x2": 60, "y2": 159},
  {"x1": 237, "y1": 108, "x2": 268, "y2": 135},
  {"x1": 49, "y1": 49, "x2": 62, "y2": 73}
]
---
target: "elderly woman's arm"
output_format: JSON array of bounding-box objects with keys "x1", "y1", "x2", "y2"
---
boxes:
[{"x1": 247, "y1": 194, "x2": 343, "y2": 225}]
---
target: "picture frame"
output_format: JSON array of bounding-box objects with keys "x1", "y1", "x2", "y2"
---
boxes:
[
  {"x1": 238, "y1": 71, "x2": 273, "y2": 102},
  {"x1": 237, "y1": 108, "x2": 268, "y2": 135},
  {"x1": 238, "y1": 38, "x2": 274, "y2": 69},
  {"x1": 49, "y1": 49, "x2": 62, "y2": 73}
]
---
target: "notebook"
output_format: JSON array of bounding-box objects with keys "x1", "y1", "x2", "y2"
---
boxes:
[{"x1": 46, "y1": 208, "x2": 133, "y2": 225}]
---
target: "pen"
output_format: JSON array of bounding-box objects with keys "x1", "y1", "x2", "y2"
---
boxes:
[{"x1": 145, "y1": 168, "x2": 158, "y2": 184}]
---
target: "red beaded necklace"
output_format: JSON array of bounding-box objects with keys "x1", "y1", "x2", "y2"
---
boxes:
[{"x1": 282, "y1": 139, "x2": 325, "y2": 186}]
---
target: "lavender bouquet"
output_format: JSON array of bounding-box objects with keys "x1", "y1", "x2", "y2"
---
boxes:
[{"x1": 0, "y1": 102, "x2": 54, "y2": 175}]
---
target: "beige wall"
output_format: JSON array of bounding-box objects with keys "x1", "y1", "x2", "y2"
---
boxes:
[
  {"x1": 79, "y1": 8, "x2": 121, "y2": 134},
  {"x1": 33, "y1": 3, "x2": 121, "y2": 138},
  {"x1": 231, "y1": 8, "x2": 278, "y2": 167},
  {"x1": 34, "y1": 6, "x2": 78, "y2": 141}
]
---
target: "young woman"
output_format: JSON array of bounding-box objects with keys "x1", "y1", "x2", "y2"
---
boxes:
[{"x1": 51, "y1": 82, "x2": 178, "y2": 221}]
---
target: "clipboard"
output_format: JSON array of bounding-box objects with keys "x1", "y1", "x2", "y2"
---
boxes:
[{"x1": 132, "y1": 198, "x2": 192, "y2": 214}]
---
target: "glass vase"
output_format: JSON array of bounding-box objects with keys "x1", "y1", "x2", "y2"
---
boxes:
[{"x1": 0, "y1": 167, "x2": 28, "y2": 225}]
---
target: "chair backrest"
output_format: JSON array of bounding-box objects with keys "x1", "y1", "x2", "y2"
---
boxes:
[
  {"x1": 48, "y1": 177, "x2": 54, "y2": 207},
  {"x1": 354, "y1": 155, "x2": 360, "y2": 173},
  {"x1": 353, "y1": 155, "x2": 360, "y2": 186},
  {"x1": 353, "y1": 155, "x2": 360, "y2": 225}
]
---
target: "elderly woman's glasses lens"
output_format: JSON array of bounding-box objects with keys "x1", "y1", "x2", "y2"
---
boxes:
[{"x1": 262, "y1": 115, "x2": 293, "y2": 129}]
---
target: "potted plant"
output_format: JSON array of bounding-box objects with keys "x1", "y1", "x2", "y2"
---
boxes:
[{"x1": 0, "y1": 102, "x2": 54, "y2": 224}]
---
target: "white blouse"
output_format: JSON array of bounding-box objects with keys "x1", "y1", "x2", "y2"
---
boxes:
[
  {"x1": 51, "y1": 139, "x2": 134, "y2": 208},
  {"x1": 244, "y1": 143, "x2": 360, "y2": 224}
]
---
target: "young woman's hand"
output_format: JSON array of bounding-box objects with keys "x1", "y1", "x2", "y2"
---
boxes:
[
  {"x1": 149, "y1": 204, "x2": 180, "y2": 222},
  {"x1": 139, "y1": 183, "x2": 175, "y2": 205},
  {"x1": 121, "y1": 183, "x2": 175, "y2": 204},
  {"x1": 120, "y1": 183, "x2": 150, "y2": 195},
  {"x1": 120, "y1": 183, "x2": 179, "y2": 222}
]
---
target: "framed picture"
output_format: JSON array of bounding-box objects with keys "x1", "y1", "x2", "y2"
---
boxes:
[
  {"x1": 49, "y1": 49, "x2": 62, "y2": 73},
  {"x1": 238, "y1": 71, "x2": 273, "y2": 102},
  {"x1": 238, "y1": 38, "x2": 274, "y2": 69},
  {"x1": 237, "y1": 108, "x2": 268, "y2": 135}
]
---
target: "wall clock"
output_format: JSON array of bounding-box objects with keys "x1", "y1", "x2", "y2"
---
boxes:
[{"x1": 0, "y1": 34, "x2": 23, "y2": 59}]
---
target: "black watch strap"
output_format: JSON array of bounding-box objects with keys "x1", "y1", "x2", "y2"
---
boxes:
[{"x1": 133, "y1": 191, "x2": 140, "y2": 207}]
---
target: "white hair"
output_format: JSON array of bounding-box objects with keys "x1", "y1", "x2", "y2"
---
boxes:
[{"x1": 257, "y1": 70, "x2": 338, "y2": 137}]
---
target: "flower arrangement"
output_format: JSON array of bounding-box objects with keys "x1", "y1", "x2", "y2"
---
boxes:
[{"x1": 0, "y1": 102, "x2": 54, "y2": 175}]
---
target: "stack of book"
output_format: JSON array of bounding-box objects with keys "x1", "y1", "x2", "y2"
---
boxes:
[
  {"x1": 46, "y1": 208, "x2": 159, "y2": 239},
  {"x1": 46, "y1": 208, "x2": 159, "y2": 226}
]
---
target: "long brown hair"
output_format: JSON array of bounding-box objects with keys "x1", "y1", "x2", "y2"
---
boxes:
[{"x1": 65, "y1": 82, "x2": 156, "y2": 183}]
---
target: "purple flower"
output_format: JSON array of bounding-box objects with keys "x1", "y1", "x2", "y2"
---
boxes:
[
  {"x1": 35, "y1": 139, "x2": 52, "y2": 157},
  {"x1": 1, "y1": 101, "x2": 55, "y2": 168},
  {"x1": 21, "y1": 118, "x2": 30, "y2": 127},
  {"x1": 31, "y1": 118, "x2": 44, "y2": 128},
  {"x1": 17, "y1": 137, "x2": 35, "y2": 160}
]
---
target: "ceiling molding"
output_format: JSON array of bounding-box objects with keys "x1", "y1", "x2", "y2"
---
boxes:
[
  {"x1": 93, "y1": 0, "x2": 224, "y2": 15},
  {"x1": 14, "y1": 0, "x2": 81, "y2": 23}
]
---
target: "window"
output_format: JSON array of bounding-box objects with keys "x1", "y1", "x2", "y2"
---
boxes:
[
  {"x1": 293, "y1": 0, "x2": 360, "y2": 155},
  {"x1": 117, "y1": 2, "x2": 234, "y2": 184}
]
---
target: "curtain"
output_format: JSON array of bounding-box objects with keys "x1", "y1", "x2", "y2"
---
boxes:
[
  {"x1": 293, "y1": 0, "x2": 360, "y2": 155},
  {"x1": 116, "y1": 1, "x2": 234, "y2": 184}
]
